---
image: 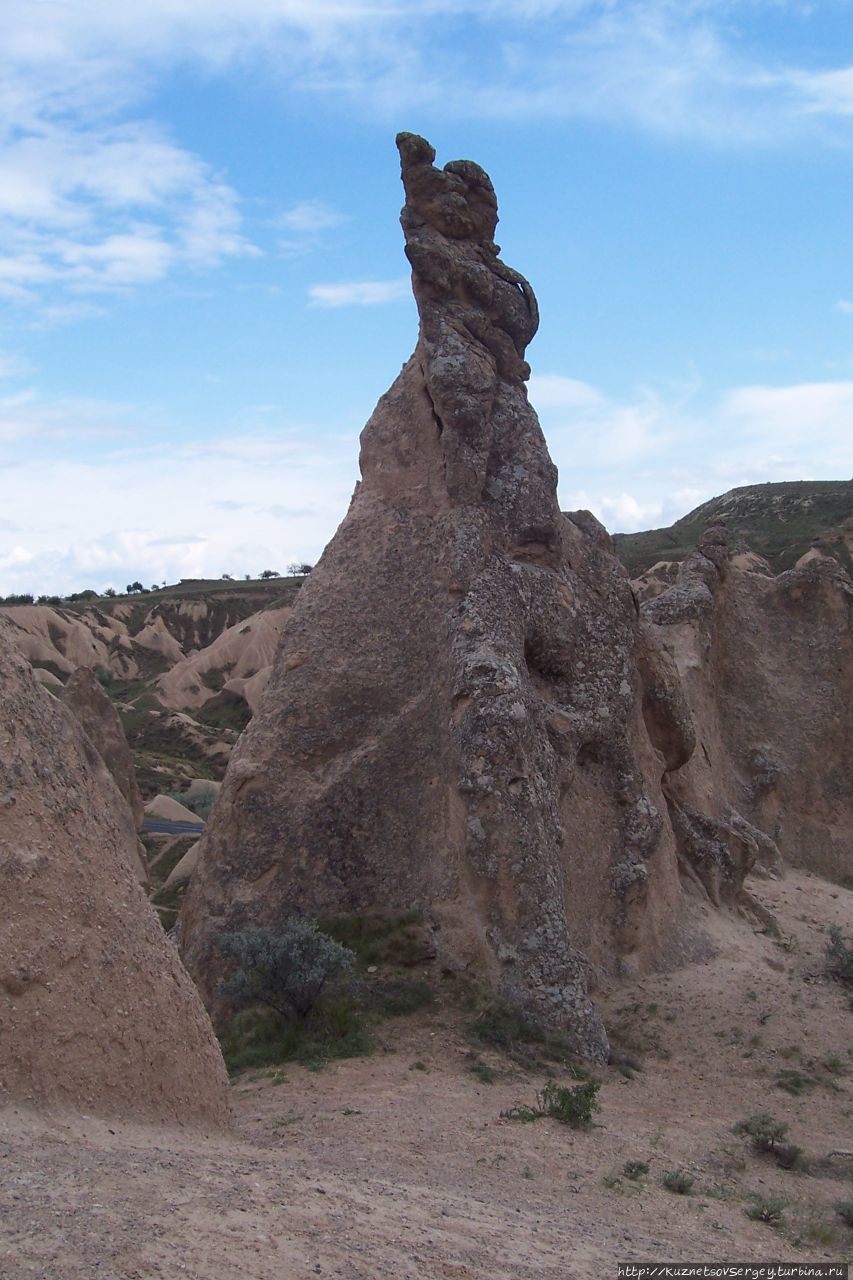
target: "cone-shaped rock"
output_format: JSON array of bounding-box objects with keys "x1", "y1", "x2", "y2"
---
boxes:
[
  {"x1": 180, "y1": 135, "x2": 688, "y2": 1059},
  {"x1": 0, "y1": 619, "x2": 230, "y2": 1125}
]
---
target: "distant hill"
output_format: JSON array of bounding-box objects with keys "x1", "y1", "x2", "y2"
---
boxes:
[{"x1": 612, "y1": 480, "x2": 853, "y2": 578}]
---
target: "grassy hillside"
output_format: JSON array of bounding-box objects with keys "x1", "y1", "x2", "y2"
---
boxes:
[{"x1": 612, "y1": 480, "x2": 853, "y2": 578}]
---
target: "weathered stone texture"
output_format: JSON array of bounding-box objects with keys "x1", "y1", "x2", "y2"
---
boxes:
[
  {"x1": 644, "y1": 531, "x2": 852, "y2": 883},
  {"x1": 179, "y1": 135, "x2": 705, "y2": 1060},
  {"x1": 0, "y1": 617, "x2": 230, "y2": 1125}
]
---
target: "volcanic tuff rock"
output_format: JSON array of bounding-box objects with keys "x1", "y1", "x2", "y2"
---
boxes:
[
  {"x1": 0, "y1": 616, "x2": 230, "y2": 1125},
  {"x1": 179, "y1": 133, "x2": 730, "y2": 1060},
  {"x1": 61, "y1": 666, "x2": 145, "y2": 830},
  {"x1": 643, "y1": 527, "x2": 853, "y2": 883},
  {"x1": 60, "y1": 665, "x2": 149, "y2": 885}
]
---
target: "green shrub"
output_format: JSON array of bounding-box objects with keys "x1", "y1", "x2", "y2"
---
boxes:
[
  {"x1": 502, "y1": 1078, "x2": 600, "y2": 1128},
  {"x1": 217, "y1": 921, "x2": 355, "y2": 1019},
  {"x1": 746, "y1": 1194, "x2": 785, "y2": 1226},
  {"x1": 163, "y1": 789, "x2": 215, "y2": 821},
  {"x1": 733, "y1": 1113, "x2": 788, "y2": 1152},
  {"x1": 623, "y1": 1160, "x2": 649, "y2": 1181},
  {"x1": 826, "y1": 926, "x2": 853, "y2": 985},
  {"x1": 661, "y1": 1170, "x2": 694, "y2": 1195},
  {"x1": 368, "y1": 975, "x2": 434, "y2": 1018},
  {"x1": 834, "y1": 1201, "x2": 853, "y2": 1228},
  {"x1": 319, "y1": 910, "x2": 430, "y2": 968},
  {"x1": 775, "y1": 1068, "x2": 817, "y2": 1096},
  {"x1": 218, "y1": 997, "x2": 372, "y2": 1073},
  {"x1": 467, "y1": 1001, "x2": 590, "y2": 1073},
  {"x1": 733, "y1": 1113, "x2": 802, "y2": 1169},
  {"x1": 468, "y1": 1058, "x2": 498, "y2": 1084}
]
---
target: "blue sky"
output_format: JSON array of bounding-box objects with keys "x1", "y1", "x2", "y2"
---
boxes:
[{"x1": 2, "y1": 0, "x2": 853, "y2": 594}]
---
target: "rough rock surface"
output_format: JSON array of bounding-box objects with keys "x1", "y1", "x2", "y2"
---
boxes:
[
  {"x1": 644, "y1": 527, "x2": 853, "y2": 882},
  {"x1": 0, "y1": 617, "x2": 231, "y2": 1126},
  {"x1": 180, "y1": 134, "x2": 709, "y2": 1059},
  {"x1": 61, "y1": 666, "x2": 145, "y2": 830}
]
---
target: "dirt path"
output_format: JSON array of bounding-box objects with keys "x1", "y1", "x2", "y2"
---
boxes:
[{"x1": 1, "y1": 869, "x2": 850, "y2": 1279}]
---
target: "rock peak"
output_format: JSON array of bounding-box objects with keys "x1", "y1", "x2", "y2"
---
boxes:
[{"x1": 395, "y1": 133, "x2": 539, "y2": 503}]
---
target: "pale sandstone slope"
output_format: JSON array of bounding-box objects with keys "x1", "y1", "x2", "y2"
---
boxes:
[{"x1": 0, "y1": 617, "x2": 230, "y2": 1126}]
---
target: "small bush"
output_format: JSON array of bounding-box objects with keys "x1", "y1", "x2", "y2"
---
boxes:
[
  {"x1": 217, "y1": 921, "x2": 355, "y2": 1020},
  {"x1": 746, "y1": 1194, "x2": 785, "y2": 1226},
  {"x1": 502, "y1": 1078, "x2": 600, "y2": 1128},
  {"x1": 776, "y1": 1068, "x2": 817, "y2": 1096},
  {"x1": 661, "y1": 1170, "x2": 694, "y2": 1195},
  {"x1": 623, "y1": 1160, "x2": 649, "y2": 1181},
  {"x1": 468, "y1": 1059, "x2": 498, "y2": 1085},
  {"x1": 733, "y1": 1113, "x2": 788, "y2": 1152},
  {"x1": 834, "y1": 1201, "x2": 853, "y2": 1228},
  {"x1": 218, "y1": 997, "x2": 372, "y2": 1073},
  {"x1": 826, "y1": 926, "x2": 853, "y2": 984},
  {"x1": 467, "y1": 1001, "x2": 591, "y2": 1073},
  {"x1": 368, "y1": 975, "x2": 434, "y2": 1018},
  {"x1": 164, "y1": 789, "x2": 215, "y2": 821},
  {"x1": 319, "y1": 910, "x2": 431, "y2": 968}
]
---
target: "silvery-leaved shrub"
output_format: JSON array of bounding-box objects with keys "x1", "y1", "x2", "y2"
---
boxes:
[{"x1": 217, "y1": 920, "x2": 355, "y2": 1020}]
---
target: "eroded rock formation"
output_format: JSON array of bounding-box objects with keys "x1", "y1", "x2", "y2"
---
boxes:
[
  {"x1": 0, "y1": 617, "x2": 230, "y2": 1125},
  {"x1": 179, "y1": 134, "x2": 715, "y2": 1059},
  {"x1": 643, "y1": 527, "x2": 852, "y2": 883},
  {"x1": 60, "y1": 666, "x2": 150, "y2": 885}
]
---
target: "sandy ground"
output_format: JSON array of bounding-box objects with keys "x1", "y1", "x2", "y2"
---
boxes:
[{"x1": 1, "y1": 868, "x2": 850, "y2": 1280}]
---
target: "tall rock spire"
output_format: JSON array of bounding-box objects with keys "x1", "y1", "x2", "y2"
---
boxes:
[{"x1": 180, "y1": 136, "x2": 689, "y2": 1059}]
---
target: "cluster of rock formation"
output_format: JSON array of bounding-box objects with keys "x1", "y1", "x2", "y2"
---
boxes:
[
  {"x1": 0, "y1": 616, "x2": 230, "y2": 1125},
  {"x1": 1, "y1": 131, "x2": 849, "y2": 1132},
  {"x1": 641, "y1": 528, "x2": 852, "y2": 885}
]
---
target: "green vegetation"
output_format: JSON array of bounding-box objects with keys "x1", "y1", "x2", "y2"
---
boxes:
[
  {"x1": 775, "y1": 1067, "x2": 818, "y2": 1096},
  {"x1": 834, "y1": 1201, "x2": 853, "y2": 1228},
  {"x1": 745, "y1": 1194, "x2": 786, "y2": 1226},
  {"x1": 661, "y1": 1170, "x2": 694, "y2": 1195},
  {"x1": 216, "y1": 921, "x2": 374, "y2": 1072},
  {"x1": 466, "y1": 999, "x2": 592, "y2": 1074},
  {"x1": 196, "y1": 693, "x2": 252, "y2": 733},
  {"x1": 733, "y1": 1113, "x2": 802, "y2": 1169},
  {"x1": 219, "y1": 998, "x2": 372, "y2": 1073},
  {"x1": 367, "y1": 975, "x2": 434, "y2": 1018},
  {"x1": 826, "y1": 925, "x2": 853, "y2": 985},
  {"x1": 501, "y1": 1078, "x2": 600, "y2": 1128},
  {"x1": 319, "y1": 910, "x2": 431, "y2": 969},
  {"x1": 162, "y1": 789, "x2": 215, "y2": 821},
  {"x1": 623, "y1": 1160, "x2": 649, "y2": 1180},
  {"x1": 612, "y1": 479, "x2": 853, "y2": 577},
  {"x1": 217, "y1": 922, "x2": 355, "y2": 1020}
]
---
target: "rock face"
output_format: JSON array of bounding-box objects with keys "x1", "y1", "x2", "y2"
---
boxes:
[
  {"x1": 644, "y1": 529, "x2": 853, "y2": 883},
  {"x1": 61, "y1": 666, "x2": 145, "y2": 830},
  {"x1": 0, "y1": 617, "x2": 231, "y2": 1125},
  {"x1": 180, "y1": 134, "x2": 705, "y2": 1059}
]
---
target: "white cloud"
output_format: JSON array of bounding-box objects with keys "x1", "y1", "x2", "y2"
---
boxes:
[
  {"x1": 534, "y1": 370, "x2": 853, "y2": 532},
  {"x1": 3, "y1": 366, "x2": 851, "y2": 595},
  {"x1": 278, "y1": 199, "x2": 345, "y2": 235},
  {"x1": 0, "y1": 394, "x2": 360, "y2": 594},
  {"x1": 0, "y1": 119, "x2": 256, "y2": 306},
  {"x1": 836, "y1": 299, "x2": 853, "y2": 314},
  {"x1": 0, "y1": 353, "x2": 31, "y2": 379},
  {"x1": 308, "y1": 277, "x2": 410, "y2": 307},
  {"x1": 0, "y1": 0, "x2": 851, "y2": 323}
]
